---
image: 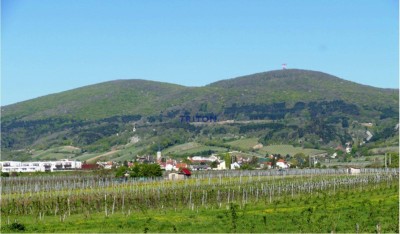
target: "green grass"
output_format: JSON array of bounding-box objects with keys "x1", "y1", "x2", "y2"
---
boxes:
[
  {"x1": 163, "y1": 142, "x2": 227, "y2": 156},
  {"x1": 260, "y1": 144, "x2": 326, "y2": 156},
  {"x1": 163, "y1": 142, "x2": 202, "y2": 154},
  {"x1": 2, "y1": 182, "x2": 397, "y2": 233},
  {"x1": 31, "y1": 151, "x2": 74, "y2": 160},
  {"x1": 29, "y1": 146, "x2": 82, "y2": 161},
  {"x1": 73, "y1": 153, "x2": 102, "y2": 162},
  {"x1": 29, "y1": 144, "x2": 144, "y2": 163},
  {"x1": 226, "y1": 138, "x2": 260, "y2": 150},
  {"x1": 179, "y1": 146, "x2": 227, "y2": 155},
  {"x1": 112, "y1": 146, "x2": 147, "y2": 162},
  {"x1": 369, "y1": 146, "x2": 399, "y2": 154}
]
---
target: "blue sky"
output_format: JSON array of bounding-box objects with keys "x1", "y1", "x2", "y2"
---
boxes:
[{"x1": 2, "y1": 0, "x2": 398, "y2": 105}]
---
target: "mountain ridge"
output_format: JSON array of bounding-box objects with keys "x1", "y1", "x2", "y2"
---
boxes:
[
  {"x1": 4, "y1": 69, "x2": 398, "y2": 107},
  {"x1": 2, "y1": 69, "x2": 398, "y2": 116}
]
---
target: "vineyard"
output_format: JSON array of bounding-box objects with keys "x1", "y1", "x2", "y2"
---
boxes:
[{"x1": 1, "y1": 169, "x2": 398, "y2": 233}]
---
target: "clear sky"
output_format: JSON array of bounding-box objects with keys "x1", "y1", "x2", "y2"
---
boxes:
[{"x1": 2, "y1": 0, "x2": 399, "y2": 106}]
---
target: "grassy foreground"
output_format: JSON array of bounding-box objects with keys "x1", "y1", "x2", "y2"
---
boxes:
[{"x1": 2, "y1": 181, "x2": 398, "y2": 233}]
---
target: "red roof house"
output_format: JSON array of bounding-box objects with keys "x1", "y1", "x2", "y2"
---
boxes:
[{"x1": 180, "y1": 168, "x2": 191, "y2": 177}]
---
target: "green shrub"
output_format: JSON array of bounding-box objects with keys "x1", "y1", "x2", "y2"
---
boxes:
[{"x1": 7, "y1": 222, "x2": 26, "y2": 232}]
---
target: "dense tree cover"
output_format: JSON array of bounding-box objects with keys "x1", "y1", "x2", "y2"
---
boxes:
[
  {"x1": 1, "y1": 118, "x2": 84, "y2": 149},
  {"x1": 371, "y1": 126, "x2": 398, "y2": 142},
  {"x1": 220, "y1": 100, "x2": 362, "y2": 147},
  {"x1": 115, "y1": 163, "x2": 162, "y2": 178},
  {"x1": 378, "y1": 107, "x2": 398, "y2": 120},
  {"x1": 224, "y1": 102, "x2": 303, "y2": 120},
  {"x1": 128, "y1": 163, "x2": 162, "y2": 178},
  {"x1": 1, "y1": 115, "x2": 141, "y2": 150},
  {"x1": 308, "y1": 100, "x2": 359, "y2": 118},
  {"x1": 202, "y1": 126, "x2": 227, "y2": 135},
  {"x1": 115, "y1": 165, "x2": 129, "y2": 177},
  {"x1": 239, "y1": 123, "x2": 284, "y2": 134},
  {"x1": 101, "y1": 115, "x2": 142, "y2": 123},
  {"x1": 223, "y1": 100, "x2": 359, "y2": 121}
]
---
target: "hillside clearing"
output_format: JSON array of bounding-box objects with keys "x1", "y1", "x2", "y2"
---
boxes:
[
  {"x1": 260, "y1": 144, "x2": 326, "y2": 156},
  {"x1": 226, "y1": 138, "x2": 260, "y2": 149}
]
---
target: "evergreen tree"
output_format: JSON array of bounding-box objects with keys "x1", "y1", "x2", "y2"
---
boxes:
[{"x1": 224, "y1": 153, "x2": 231, "y2": 170}]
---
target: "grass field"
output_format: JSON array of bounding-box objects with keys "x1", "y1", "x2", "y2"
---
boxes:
[
  {"x1": 163, "y1": 142, "x2": 202, "y2": 154},
  {"x1": 73, "y1": 153, "x2": 103, "y2": 162},
  {"x1": 260, "y1": 144, "x2": 326, "y2": 156},
  {"x1": 226, "y1": 138, "x2": 260, "y2": 150},
  {"x1": 163, "y1": 142, "x2": 227, "y2": 156},
  {"x1": 2, "y1": 177, "x2": 397, "y2": 233},
  {"x1": 369, "y1": 146, "x2": 399, "y2": 154},
  {"x1": 30, "y1": 146, "x2": 81, "y2": 160}
]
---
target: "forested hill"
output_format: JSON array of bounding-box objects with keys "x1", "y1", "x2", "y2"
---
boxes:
[
  {"x1": 2, "y1": 69, "x2": 398, "y2": 121},
  {"x1": 1, "y1": 69, "x2": 398, "y2": 159},
  {"x1": 1, "y1": 79, "x2": 192, "y2": 121},
  {"x1": 208, "y1": 69, "x2": 398, "y2": 107}
]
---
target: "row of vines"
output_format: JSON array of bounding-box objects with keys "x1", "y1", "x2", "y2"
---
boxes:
[
  {"x1": 2, "y1": 168, "x2": 389, "y2": 194},
  {"x1": 1, "y1": 169, "x2": 397, "y2": 219}
]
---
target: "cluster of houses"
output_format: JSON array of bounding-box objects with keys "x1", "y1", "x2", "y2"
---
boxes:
[
  {"x1": 155, "y1": 152, "x2": 291, "y2": 172},
  {"x1": 159, "y1": 155, "x2": 227, "y2": 171},
  {"x1": 0, "y1": 151, "x2": 293, "y2": 174}
]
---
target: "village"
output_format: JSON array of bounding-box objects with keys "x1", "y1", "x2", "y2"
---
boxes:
[
  {"x1": 0, "y1": 150, "x2": 294, "y2": 175},
  {"x1": 2, "y1": 138, "x2": 378, "y2": 180}
]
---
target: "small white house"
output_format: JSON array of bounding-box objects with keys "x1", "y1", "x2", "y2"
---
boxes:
[
  {"x1": 208, "y1": 155, "x2": 219, "y2": 161},
  {"x1": 276, "y1": 161, "x2": 289, "y2": 169},
  {"x1": 348, "y1": 167, "x2": 361, "y2": 175},
  {"x1": 346, "y1": 147, "x2": 352, "y2": 154},
  {"x1": 231, "y1": 162, "x2": 240, "y2": 170},
  {"x1": 217, "y1": 161, "x2": 226, "y2": 170},
  {"x1": 168, "y1": 173, "x2": 185, "y2": 180},
  {"x1": 165, "y1": 164, "x2": 174, "y2": 171}
]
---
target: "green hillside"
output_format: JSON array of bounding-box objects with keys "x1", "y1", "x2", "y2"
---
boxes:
[
  {"x1": 1, "y1": 69, "x2": 398, "y2": 162},
  {"x1": 3, "y1": 69, "x2": 397, "y2": 122},
  {"x1": 209, "y1": 69, "x2": 398, "y2": 107},
  {"x1": 1, "y1": 80, "x2": 193, "y2": 121}
]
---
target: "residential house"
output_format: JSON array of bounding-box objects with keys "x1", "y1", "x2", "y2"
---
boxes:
[
  {"x1": 216, "y1": 161, "x2": 226, "y2": 170},
  {"x1": 276, "y1": 159, "x2": 289, "y2": 169},
  {"x1": 231, "y1": 162, "x2": 240, "y2": 170},
  {"x1": 348, "y1": 167, "x2": 361, "y2": 175},
  {"x1": 168, "y1": 173, "x2": 185, "y2": 180}
]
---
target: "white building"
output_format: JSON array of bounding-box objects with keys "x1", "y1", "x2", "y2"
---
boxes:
[
  {"x1": 231, "y1": 162, "x2": 240, "y2": 170},
  {"x1": 217, "y1": 161, "x2": 226, "y2": 170},
  {"x1": 348, "y1": 167, "x2": 361, "y2": 175},
  {"x1": 165, "y1": 164, "x2": 174, "y2": 171},
  {"x1": 276, "y1": 161, "x2": 289, "y2": 169},
  {"x1": 0, "y1": 159, "x2": 82, "y2": 173},
  {"x1": 168, "y1": 173, "x2": 185, "y2": 180}
]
